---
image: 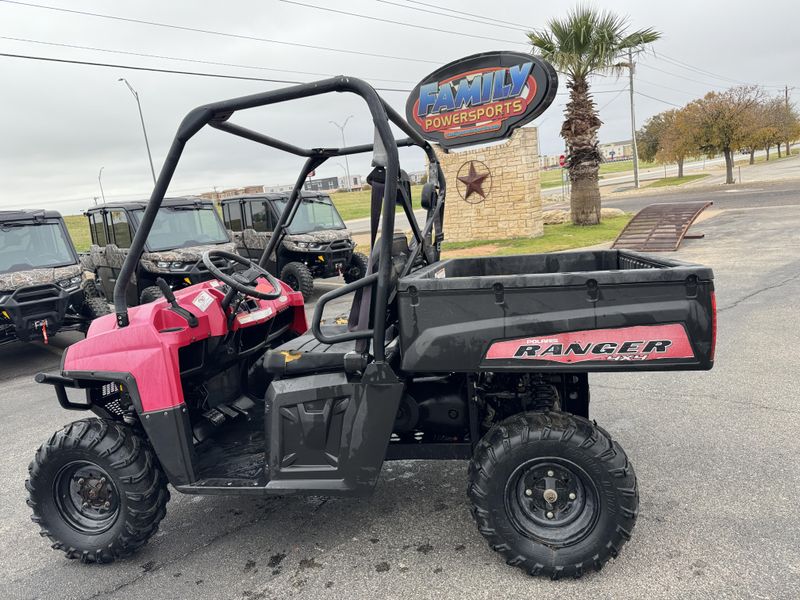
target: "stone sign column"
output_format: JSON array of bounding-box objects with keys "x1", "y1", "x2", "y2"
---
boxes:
[{"x1": 434, "y1": 127, "x2": 543, "y2": 243}]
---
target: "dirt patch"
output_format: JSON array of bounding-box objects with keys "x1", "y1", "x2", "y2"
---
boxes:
[{"x1": 442, "y1": 244, "x2": 501, "y2": 258}]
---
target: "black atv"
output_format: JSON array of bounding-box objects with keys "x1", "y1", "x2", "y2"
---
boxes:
[
  {"x1": 83, "y1": 197, "x2": 237, "y2": 305},
  {"x1": 221, "y1": 191, "x2": 368, "y2": 299},
  {"x1": 30, "y1": 77, "x2": 716, "y2": 578},
  {"x1": 0, "y1": 209, "x2": 108, "y2": 346}
]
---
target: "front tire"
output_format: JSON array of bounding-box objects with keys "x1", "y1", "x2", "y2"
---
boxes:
[
  {"x1": 343, "y1": 251, "x2": 369, "y2": 283},
  {"x1": 139, "y1": 285, "x2": 164, "y2": 305},
  {"x1": 280, "y1": 262, "x2": 314, "y2": 300},
  {"x1": 26, "y1": 419, "x2": 169, "y2": 564},
  {"x1": 468, "y1": 411, "x2": 638, "y2": 579}
]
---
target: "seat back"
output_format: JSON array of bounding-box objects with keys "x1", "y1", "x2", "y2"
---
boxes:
[{"x1": 347, "y1": 167, "x2": 413, "y2": 352}]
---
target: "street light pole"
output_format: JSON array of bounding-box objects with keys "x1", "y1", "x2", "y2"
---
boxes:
[
  {"x1": 118, "y1": 78, "x2": 157, "y2": 185},
  {"x1": 330, "y1": 115, "x2": 354, "y2": 192},
  {"x1": 627, "y1": 49, "x2": 640, "y2": 189},
  {"x1": 98, "y1": 167, "x2": 106, "y2": 203}
]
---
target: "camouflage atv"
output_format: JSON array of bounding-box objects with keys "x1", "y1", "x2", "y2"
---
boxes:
[
  {"x1": 220, "y1": 191, "x2": 368, "y2": 299},
  {"x1": 0, "y1": 209, "x2": 109, "y2": 346},
  {"x1": 83, "y1": 197, "x2": 237, "y2": 306}
]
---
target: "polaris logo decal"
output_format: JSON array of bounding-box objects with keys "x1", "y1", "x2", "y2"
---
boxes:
[{"x1": 485, "y1": 324, "x2": 694, "y2": 363}]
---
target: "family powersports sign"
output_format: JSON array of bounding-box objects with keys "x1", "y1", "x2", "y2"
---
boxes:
[{"x1": 405, "y1": 51, "x2": 558, "y2": 149}]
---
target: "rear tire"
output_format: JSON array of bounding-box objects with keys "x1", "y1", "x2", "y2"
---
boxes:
[
  {"x1": 26, "y1": 418, "x2": 170, "y2": 564},
  {"x1": 139, "y1": 285, "x2": 164, "y2": 304},
  {"x1": 343, "y1": 251, "x2": 369, "y2": 283},
  {"x1": 280, "y1": 262, "x2": 314, "y2": 300},
  {"x1": 468, "y1": 411, "x2": 638, "y2": 579}
]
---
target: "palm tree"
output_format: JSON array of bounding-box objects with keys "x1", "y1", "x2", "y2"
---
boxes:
[{"x1": 529, "y1": 7, "x2": 660, "y2": 225}]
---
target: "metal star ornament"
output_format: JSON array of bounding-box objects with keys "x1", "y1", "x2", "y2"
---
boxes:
[{"x1": 457, "y1": 161, "x2": 491, "y2": 202}]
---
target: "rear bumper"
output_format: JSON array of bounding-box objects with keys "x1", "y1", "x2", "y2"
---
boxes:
[{"x1": 0, "y1": 285, "x2": 85, "y2": 344}]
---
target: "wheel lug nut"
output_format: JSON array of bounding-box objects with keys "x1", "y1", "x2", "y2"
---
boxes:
[
  {"x1": 103, "y1": 501, "x2": 110, "y2": 508},
  {"x1": 100, "y1": 477, "x2": 106, "y2": 483},
  {"x1": 569, "y1": 492, "x2": 576, "y2": 500},
  {"x1": 525, "y1": 488, "x2": 533, "y2": 497},
  {"x1": 547, "y1": 470, "x2": 554, "y2": 477},
  {"x1": 546, "y1": 511, "x2": 554, "y2": 519},
  {"x1": 78, "y1": 478, "x2": 84, "y2": 485},
  {"x1": 82, "y1": 502, "x2": 89, "y2": 509}
]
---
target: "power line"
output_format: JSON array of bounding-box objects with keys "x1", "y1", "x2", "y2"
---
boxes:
[
  {"x1": 375, "y1": 0, "x2": 530, "y2": 32},
  {"x1": 634, "y1": 90, "x2": 682, "y2": 107},
  {"x1": 403, "y1": 0, "x2": 535, "y2": 31},
  {"x1": 0, "y1": 35, "x2": 418, "y2": 85},
  {"x1": 277, "y1": 0, "x2": 527, "y2": 45},
  {"x1": 0, "y1": 0, "x2": 440, "y2": 65},
  {"x1": 0, "y1": 52, "x2": 413, "y2": 93}
]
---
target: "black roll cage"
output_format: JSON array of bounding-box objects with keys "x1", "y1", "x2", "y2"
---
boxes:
[{"x1": 113, "y1": 76, "x2": 445, "y2": 363}]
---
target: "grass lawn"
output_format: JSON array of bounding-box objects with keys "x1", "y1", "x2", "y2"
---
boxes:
[
  {"x1": 442, "y1": 214, "x2": 632, "y2": 257},
  {"x1": 647, "y1": 174, "x2": 708, "y2": 188},
  {"x1": 541, "y1": 159, "x2": 658, "y2": 189},
  {"x1": 64, "y1": 214, "x2": 91, "y2": 252},
  {"x1": 330, "y1": 184, "x2": 422, "y2": 221},
  {"x1": 733, "y1": 152, "x2": 795, "y2": 167}
]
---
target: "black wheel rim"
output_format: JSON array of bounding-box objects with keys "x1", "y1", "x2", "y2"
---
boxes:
[
  {"x1": 53, "y1": 461, "x2": 120, "y2": 535},
  {"x1": 504, "y1": 458, "x2": 599, "y2": 547}
]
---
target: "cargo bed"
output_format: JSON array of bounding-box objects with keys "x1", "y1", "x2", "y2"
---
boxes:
[{"x1": 397, "y1": 250, "x2": 715, "y2": 373}]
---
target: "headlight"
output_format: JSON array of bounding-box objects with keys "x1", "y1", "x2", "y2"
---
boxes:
[
  {"x1": 156, "y1": 261, "x2": 170, "y2": 269},
  {"x1": 57, "y1": 276, "x2": 82, "y2": 290},
  {"x1": 170, "y1": 261, "x2": 186, "y2": 270},
  {"x1": 307, "y1": 242, "x2": 321, "y2": 250},
  {"x1": 296, "y1": 242, "x2": 308, "y2": 249}
]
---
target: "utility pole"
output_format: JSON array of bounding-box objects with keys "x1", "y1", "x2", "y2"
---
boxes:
[
  {"x1": 628, "y1": 49, "x2": 640, "y2": 189},
  {"x1": 330, "y1": 116, "x2": 354, "y2": 192},
  {"x1": 98, "y1": 167, "x2": 106, "y2": 203},
  {"x1": 118, "y1": 78, "x2": 157, "y2": 185}
]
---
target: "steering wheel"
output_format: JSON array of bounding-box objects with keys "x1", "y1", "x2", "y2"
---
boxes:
[{"x1": 202, "y1": 250, "x2": 283, "y2": 301}]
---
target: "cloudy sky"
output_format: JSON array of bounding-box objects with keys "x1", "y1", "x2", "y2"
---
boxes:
[{"x1": 1, "y1": 0, "x2": 798, "y2": 213}]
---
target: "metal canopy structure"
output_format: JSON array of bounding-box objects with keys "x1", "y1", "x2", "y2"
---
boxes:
[
  {"x1": 612, "y1": 201, "x2": 713, "y2": 252},
  {"x1": 112, "y1": 76, "x2": 445, "y2": 364}
]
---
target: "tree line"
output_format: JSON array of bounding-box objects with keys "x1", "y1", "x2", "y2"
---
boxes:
[{"x1": 637, "y1": 86, "x2": 800, "y2": 184}]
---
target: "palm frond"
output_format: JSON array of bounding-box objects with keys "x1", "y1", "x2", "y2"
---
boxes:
[{"x1": 528, "y1": 5, "x2": 661, "y2": 79}]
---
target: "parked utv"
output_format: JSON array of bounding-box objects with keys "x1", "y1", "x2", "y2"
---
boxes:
[
  {"x1": 0, "y1": 209, "x2": 108, "y2": 346},
  {"x1": 83, "y1": 197, "x2": 237, "y2": 305},
  {"x1": 221, "y1": 191, "x2": 368, "y2": 299},
  {"x1": 29, "y1": 77, "x2": 716, "y2": 578}
]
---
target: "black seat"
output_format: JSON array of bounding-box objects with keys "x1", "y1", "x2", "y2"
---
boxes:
[
  {"x1": 264, "y1": 326, "x2": 357, "y2": 376},
  {"x1": 263, "y1": 165, "x2": 414, "y2": 378}
]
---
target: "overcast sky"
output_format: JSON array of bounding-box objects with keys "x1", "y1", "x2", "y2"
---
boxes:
[{"x1": 1, "y1": 0, "x2": 798, "y2": 213}]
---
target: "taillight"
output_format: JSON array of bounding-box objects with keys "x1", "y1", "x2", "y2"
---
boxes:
[{"x1": 710, "y1": 291, "x2": 717, "y2": 361}]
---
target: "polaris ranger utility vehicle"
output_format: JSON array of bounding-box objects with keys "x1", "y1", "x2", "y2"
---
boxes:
[
  {"x1": 221, "y1": 191, "x2": 368, "y2": 300},
  {"x1": 83, "y1": 198, "x2": 236, "y2": 305},
  {"x1": 29, "y1": 77, "x2": 716, "y2": 578},
  {"x1": 0, "y1": 209, "x2": 108, "y2": 346}
]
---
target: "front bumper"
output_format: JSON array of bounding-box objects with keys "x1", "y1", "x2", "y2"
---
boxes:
[
  {"x1": 290, "y1": 240, "x2": 354, "y2": 279},
  {"x1": 0, "y1": 284, "x2": 85, "y2": 345},
  {"x1": 145, "y1": 256, "x2": 236, "y2": 288}
]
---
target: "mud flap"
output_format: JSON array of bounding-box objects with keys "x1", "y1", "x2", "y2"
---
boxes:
[{"x1": 265, "y1": 369, "x2": 403, "y2": 495}]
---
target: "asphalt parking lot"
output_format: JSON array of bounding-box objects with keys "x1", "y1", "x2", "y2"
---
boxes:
[{"x1": 1, "y1": 185, "x2": 799, "y2": 599}]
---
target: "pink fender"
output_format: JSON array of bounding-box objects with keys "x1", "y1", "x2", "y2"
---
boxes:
[{"x1": 62, "y1": 280, "x2": 306, "y2": 412}]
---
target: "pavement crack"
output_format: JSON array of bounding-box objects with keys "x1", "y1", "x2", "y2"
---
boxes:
[{"x1": 718, "y1": 271, "x2": 800, "y2": 313}]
